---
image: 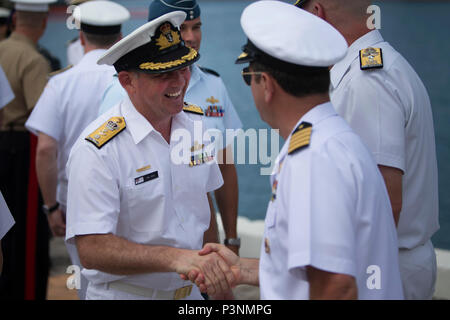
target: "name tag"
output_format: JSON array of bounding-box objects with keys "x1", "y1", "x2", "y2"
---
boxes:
[{"x1": 135, "y1": 171, "x2": 158, "y2": 185}]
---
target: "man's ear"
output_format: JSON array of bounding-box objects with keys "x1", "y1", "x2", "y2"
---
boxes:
[
  {"x1": 314, "y1": 2, "x2": 327, "y2": 20},
  {"x1": 79, "y1": 31, "x2": 86, "y2": 46},
  {"x1": 261, "y1": 73, "x2": 275, "y2": 104},
  {"x1": 118, "y1": 71, "x2": 136, "y2": 95}
]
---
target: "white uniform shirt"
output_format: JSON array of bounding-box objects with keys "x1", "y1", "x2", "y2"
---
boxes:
[
  {"x1": 0, "y1": 191, "x2": 15, "y2": 240},
  {"x1": 0, "y1": 65, "x2": 14, "y2": 109},
  {"x1": 330, "y1": 30, "x2": 439, "y2": 249},
  {"x1": 98, "y1": 64, "x2": 242, "y2": 146},
  {"x1": 25, "y1": 49, "x2": 116, "y2": 207},
  {"x1": 67, "y1": 37, "x2": 84, "y2": 66},
  {"x1": 65, "y1": 96, "x2": 223, "y2": 290},
  {"x1": 259, "y1": 102, "x2": 403, "y2": 300}
]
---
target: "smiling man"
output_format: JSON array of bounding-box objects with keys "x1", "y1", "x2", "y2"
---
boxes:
[
  {"x1": 99, "y1": 1, "x2": 243, "y2": 260},
  {"x1": 65, "y1": 11, "x2": 236, "y2": 300}
]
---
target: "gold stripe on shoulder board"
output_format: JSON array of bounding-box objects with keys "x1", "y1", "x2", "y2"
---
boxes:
[
  {"x1": 183, "y1": 102, "x2": 204, "y2": 115},
  {"x1": 85, "y1": 117, "x2": 126, "y2": 149},
  {"x1": 288, "y1": 122, "x2": 312, "y2": 155}
]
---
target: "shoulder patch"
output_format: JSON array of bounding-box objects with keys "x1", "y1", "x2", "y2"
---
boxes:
[
  {"x1": 183, "y1": 102, "x2": 204, "y2": 115},
  {"x1": 48, "y1": 64, "x2": 73, "y2": 78},
  {"x1": 360, "y1": 47, "x2": 383, "y2": 70},
  {"x1": 288, "y1": 122, "x2": 312, "y2": 155},
  {"x1": 85, "y1": 117, "x2": 126, "y2": 149},
  {"x1": 199, "y1": 66, "x2": 220, "y2": 77}
]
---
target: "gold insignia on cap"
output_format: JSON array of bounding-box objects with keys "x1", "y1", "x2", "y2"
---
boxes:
[
  {"x1": 360, "y1": 47, "x2": 383, "y2": 70},
  {"x1": 139, "y1": 47, "x2": 198, "y2": 71},
  {"x1": 288, "y1": 122, "x2": 312, "y2": 155},
  {"x1": 183, "y1": 102, "x2": 204, "y2": 115},
  {"x1": 48, "y1": 64, "x2": 73, "y2": 78},
  {"x1": 155, "y1": 22, "x2": 181, "y2": 51},
  {"x1": 265, "y1": 238, "x2": 270, "y2": 254},
  {"x1": 85, "y1": 117, "x2": 126, "y2": 149}
]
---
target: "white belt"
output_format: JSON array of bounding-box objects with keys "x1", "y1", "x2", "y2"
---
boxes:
[{"x1": 106, "y1": 281, "x2": 193, "y2": 300}]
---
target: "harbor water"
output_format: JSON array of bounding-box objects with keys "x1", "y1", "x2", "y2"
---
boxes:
[{"x1": 38, "y1": 0, "x2": 450, "y2": 250}]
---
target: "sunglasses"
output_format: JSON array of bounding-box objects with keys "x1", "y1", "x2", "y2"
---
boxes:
[
  {"x1": 294, "y1": 0, "x2": 309, "y2": 8},
  {"x1": 241, "y1": 67, "x2": 264, "y2": 86}
]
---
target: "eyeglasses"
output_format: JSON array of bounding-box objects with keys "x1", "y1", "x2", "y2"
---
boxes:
[
  {"x1": 294, "y1": 0, "x2": 309, "y2": 8},
  {"x1": 241, "y1": 67, "x2": 263, "y2": 86}
]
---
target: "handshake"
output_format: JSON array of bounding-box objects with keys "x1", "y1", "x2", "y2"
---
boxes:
[{"x1": 175, "y1": 243, "x2": 248, "y2": 300}]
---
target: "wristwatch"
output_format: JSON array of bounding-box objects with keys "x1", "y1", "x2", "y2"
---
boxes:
[
  {"x1": 224, "y1": 238, "x2": 241, "y2": 247},
  {"x1": 42, "y1": 202, "x2": 59, "y2": 215}
]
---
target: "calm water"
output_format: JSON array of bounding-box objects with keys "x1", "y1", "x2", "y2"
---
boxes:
[{"x1": 39, "y1": 0, "x2": 450, "y2": 249}]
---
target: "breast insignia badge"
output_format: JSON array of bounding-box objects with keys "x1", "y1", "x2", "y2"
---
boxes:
[
  {"x1": 360, "y1": 47, "x2": 383, "y2": 70},
  {"x1": 288, "y1": 122, "x2": 312, "y2": 155},
  {"x1": 205, "y1": 96, "x2": 224, "y2": 117},
  {"x1": 85, "y1": 117, "x2": 126, "y2": 149}
]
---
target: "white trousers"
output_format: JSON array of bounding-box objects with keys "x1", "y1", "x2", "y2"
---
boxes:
[{"x1": 399, "y1": 240, "x2": 437, "y2": 300}]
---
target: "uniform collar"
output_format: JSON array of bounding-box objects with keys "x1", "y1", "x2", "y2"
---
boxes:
[
  {"x1": 279, "y1": 102, "x2": 337, "y2": 159},
  {"x1": 78, "y1": 49, "x2": 107, "y2": 66},
  {"x1": 122, "y1": 95, "x2": 193, "y2": 145},
  {"x1": 10, "y1": 32, "x2": 36, "y2": 48},
  {"x1": 330, "y1": 30, "x2": 384, "y2": 89},
  {"x1": 187, "y1": 63, "x2": 202, "y2": 91},
  {"x1": 122, "y1": 95, "x2": 156, "y2": 145}
]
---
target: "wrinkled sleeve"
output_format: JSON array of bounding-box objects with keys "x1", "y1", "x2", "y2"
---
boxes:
[
  {"x1": 65, "y1": 143, "x2": 120, "y2": 244},
  {"x1": 343, "y1": 72, "x2": 405, "y2": 172},
  {"x1": 25, "y1": 79, "x2": 62, "y2": 141},
  {"x1": 286, "y1": 139, "x2": 358, "y2": 278}
]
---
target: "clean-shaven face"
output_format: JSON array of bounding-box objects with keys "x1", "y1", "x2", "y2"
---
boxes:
[
  {"x1": 136, "y1": 66, "x2": 191, "y2": 118},
  {"x1": 180, "y1": 17, "x2": 202, "y2": 52}
]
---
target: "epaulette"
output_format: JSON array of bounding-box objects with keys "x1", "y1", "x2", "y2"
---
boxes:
[
  {"x1": 199, "y1": 66, "x2": 220, "y2": 77},
  {"x1": 360, "y1": 47, "x2": 383, "y2": 70},
  {"x1": 85, "y1": 117, "x2": 126, "y2": 149},
  {"x1": 288, "y1": 122, "x2": 312, "y2": 155},
  {"x1": 183, "y1": 102, "x2": 204, "y2": 115},
  {"x1": 48, "y1": 65, "x2": 73, "y2": 78}
]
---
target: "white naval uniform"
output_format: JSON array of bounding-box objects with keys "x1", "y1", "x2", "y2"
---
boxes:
[
  {"x1": 25, "y1": 49, "x2": 116, "y2": 299},
  {"x1": 0, "y1": 191, "x2": 15, "y2": 241},
  {"x1": 330, "y1": 30, "x2": 439, "y2": 299},
  {"x1": 98, "y1": 64, "x2": 243, "y2": 146},
  {"x1": 0, "y1": 65, "x2": 14, "y2": 109},
  {"x1": 67, "y1": 37, "x2": 84, "y2": 66},
  {"x1": 65, "y1": 96, "x2": 223, "y2": 300},
  {"x1": 259, "y1": 102, "x2": 404, "y2": 300}
]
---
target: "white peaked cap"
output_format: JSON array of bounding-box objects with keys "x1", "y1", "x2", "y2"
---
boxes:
[
  {"x1": 11, "y1": 0, "x2": 57, "y2": 13},
  {"x1": 238, "y1": 0, "x2": 348, "y2": 67}
]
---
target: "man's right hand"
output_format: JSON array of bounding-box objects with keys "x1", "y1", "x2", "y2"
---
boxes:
[
  {"x1": 181, "y1": 243, "x2": 241, "y2": 295},
  {"x1": 47, "y1": 208, "x2": 66, "y2": 237}
]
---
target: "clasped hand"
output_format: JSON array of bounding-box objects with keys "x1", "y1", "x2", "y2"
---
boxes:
[{"x1": 179, "y1": 244, "x2": 240, "y2": 298}]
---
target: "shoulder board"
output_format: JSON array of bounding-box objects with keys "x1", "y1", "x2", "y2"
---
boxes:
[
  {"x1": 360, "y1": 47, "x2": 383, "y2": 70},
  {"x1": 48, "y1": 64, "x2": 73, "y2": 78},
  {"x1": 288, "y1": 122, "x2": 312, "y2": 155},
  {"x1": 85, "y1": 117, "x2": 126, "y2": 149},
  {"x1": 199, "y1": 66, "x2": 220, "y2": 77},
  {"x1": 183, "y1": 102, "x2": 204, "y2": 115}
]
